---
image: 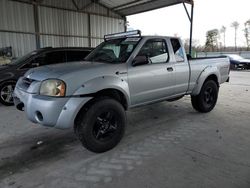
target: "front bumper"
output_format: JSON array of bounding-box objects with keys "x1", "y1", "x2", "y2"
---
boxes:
[
  {"x1": 14, "y1": 87, "x2": 92, "y2": 129},
  {"x1": 237, "y1": 63, "x2": 249, "y2": 69}
]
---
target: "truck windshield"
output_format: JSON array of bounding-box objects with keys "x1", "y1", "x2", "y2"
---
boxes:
[{"x1": 86, "y1": 37, "x2": 141, "y2": 63}]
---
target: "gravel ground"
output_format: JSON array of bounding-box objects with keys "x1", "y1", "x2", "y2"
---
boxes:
[{"x1": 0, "y1": 71, "x2": 250, "y2": 188}]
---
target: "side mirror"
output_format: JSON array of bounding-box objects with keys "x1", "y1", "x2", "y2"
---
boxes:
[{"x1": 132, "y1": 55, "x2": 149, "y2": 66}]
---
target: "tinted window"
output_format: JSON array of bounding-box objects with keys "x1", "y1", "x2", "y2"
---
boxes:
[
  {"x1": 138, "y1": 40, "x2": 169, "y2": 64},
  {"x1": 171, "y1": 38, "x2": 185, "y2": 62},
  {"x1": 10, "y1": 50, "x2": 39, "y2": 66},
  {"x1": 43, "y1": 51, "x2": 66, "y2": 65},
  {"x1": 21, "y1": 55, "x2": 45, "y2": 69},
  {"x1": 66, "y1": 50, "x2": 91, "y2": 62}
]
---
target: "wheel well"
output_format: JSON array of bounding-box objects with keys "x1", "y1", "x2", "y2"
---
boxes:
[
  {"x1": 205, "y1": 74, "x2": 219, "y2": 87},
  {"x1": 74, "y1": 89, "x2": 128, "y2": 131},
  {"x1": 95, "y1": 89, "x2": 128, "y2": 109}
]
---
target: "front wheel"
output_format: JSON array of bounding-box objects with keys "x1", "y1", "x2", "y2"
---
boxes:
[
  {"x1": 75, "y1": 98, "x2": 126, "y2": 153},
  {"x1": 0, "y1": 81, "x2": 16, "y2": 106},
  {"x1": 191, "y1": 80, "x2": 218, "y2": 113}
]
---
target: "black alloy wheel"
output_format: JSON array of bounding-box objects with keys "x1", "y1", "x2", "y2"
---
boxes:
[
  {"x1": 191, "y1": 80, "x2": 218, "y2": 113},
  {"x1": 75, "y1": 97, "x2": 126, "y2": 153},
  {"x1": 93, "y1": 111, "x2": 118, "y2": 142}
]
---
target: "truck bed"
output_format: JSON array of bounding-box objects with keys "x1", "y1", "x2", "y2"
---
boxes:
[{"x1": 188, "y1": 56, "x2": 230, "y2": 93}]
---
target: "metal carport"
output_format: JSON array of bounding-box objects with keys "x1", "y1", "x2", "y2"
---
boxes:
[
  {"x1": 99, "y1": 0, "x2": 194, "y2": 54},
  {"x1": 0, "y1": 0, "x2": 194, "y2": 57}
]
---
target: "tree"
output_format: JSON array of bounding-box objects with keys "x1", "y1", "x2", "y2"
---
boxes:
[
  {"x1": 231, "y1": 21, "x2": 239, "y2": 51},
  {"x1": 243, "y1": 19, "x2": 250, "y2": 50},
  {"x1": 220, "y1": 26, "x2": 226, "y2": 50},
  {"x1": 183, "y1": 38, "x2": 199, "y2": 52},
  {"x1": 205, "y1": 29, "x2": 219, "y2": 52}
]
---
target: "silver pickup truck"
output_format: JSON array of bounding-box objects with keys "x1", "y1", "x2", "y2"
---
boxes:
[{"x1": 14, "y1": 30, "x2": 230, "y2": 153}]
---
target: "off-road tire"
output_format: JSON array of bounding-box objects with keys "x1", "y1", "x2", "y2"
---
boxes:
[
  {"x1": 75, "y1": 97, "x2": 126, "y2": 153},
  {"x1": 191, "y1": 80, "x2": 218, "y2": 113}
]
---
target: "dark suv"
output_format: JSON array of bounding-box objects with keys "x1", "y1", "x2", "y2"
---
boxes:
[{"x1": 0, "y1": 47, "x2": 93, "y2": 106}]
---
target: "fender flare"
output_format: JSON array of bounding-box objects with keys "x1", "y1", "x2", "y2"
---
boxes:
[
  {"x1": 72, "y1": 75, "x2": 130, "y2": 105},
  {"x1": 191, "y1": 66, "x2": 221, "y2": 96}
]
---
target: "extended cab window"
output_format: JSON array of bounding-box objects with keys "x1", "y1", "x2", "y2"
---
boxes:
[
  {"x1": 86, "y1": 37, "x2": 140, "y2": 63},
  {"x1": 138, "y1": 39, "x2": 169, "y2": 64},
  {"x1": 171, "y1": 38, "x2": 185, "y2": 62}
]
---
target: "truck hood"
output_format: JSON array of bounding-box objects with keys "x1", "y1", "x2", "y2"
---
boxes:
[
  {"x1": 24, "y1": 61, "x2": 127, "y2": 96},
  {"x1": 25, "y1": 61, "x2": 123, "y2": 81},
  {"x1": 25, "y1": 61, "x2": 108, "y2": 81}
]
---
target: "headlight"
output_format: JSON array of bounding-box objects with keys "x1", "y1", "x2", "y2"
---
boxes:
[{"x1": 40, "y1": 79, "x2": 66, "y2": 97}]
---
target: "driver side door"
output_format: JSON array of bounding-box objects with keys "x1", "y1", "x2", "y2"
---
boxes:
[{"x1": 128, "y1": 38, "x2": 175, "y2": 106}]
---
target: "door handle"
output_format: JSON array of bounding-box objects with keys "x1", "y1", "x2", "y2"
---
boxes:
[{"x1": 167, "y1": 67, "x2": 173, "y2": 72}]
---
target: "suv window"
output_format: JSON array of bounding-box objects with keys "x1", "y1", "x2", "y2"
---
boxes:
[
  {"x1": 43, "y1": 51, "x2": 66, "y2": 65},
  {"x1": 21, "y1": 55, "x2": 45, "y2": 69},
  {"x1": 66, "y1": 50, "x2": 91, "y2": 62},
  {"x1": 170, "y1": 38, "x2": 185, "y2": 62},
  {"x1": 138, "y1": 39, "x2": 169, "y2": 64}
]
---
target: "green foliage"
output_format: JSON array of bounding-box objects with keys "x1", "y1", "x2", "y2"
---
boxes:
[
  {"x1": 231, "y1": 21, "x2": 240, "y2": 50},
  {"x1": 205, "y1": 29, "x2": 219, "y2": 51},
  {"x1": 244, "y1": 19, "x2": 250, "y2": 50}
]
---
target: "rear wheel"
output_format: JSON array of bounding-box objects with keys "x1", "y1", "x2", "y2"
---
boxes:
[
  {"x1": 0, "y1": 81, "x2": 16, "y2": 106},
  {"x1": 191, "y1": 80, "x2": 218, "y2": 113},
  {"x1": 75, "y1": 98, "x2": 126, "y2": 153}
]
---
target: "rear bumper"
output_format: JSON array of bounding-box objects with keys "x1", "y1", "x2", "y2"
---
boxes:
[{"x1": 14, "y1": 87, "x2": 92, "y2": 129}]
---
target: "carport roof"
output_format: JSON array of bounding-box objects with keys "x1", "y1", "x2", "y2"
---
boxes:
[{"x1": 99, "y1": 0, "x2": 193, "y2": 16}]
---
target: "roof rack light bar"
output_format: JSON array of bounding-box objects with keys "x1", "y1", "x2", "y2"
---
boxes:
[{"x1": 104, "y1": 30, "x2": 141, "y2": 41}]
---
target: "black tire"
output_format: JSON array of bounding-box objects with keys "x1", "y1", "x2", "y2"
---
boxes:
[
  {"x1": 0, "y1": 81, "x2": 16, "y2": 106},
  {"x1": 191, "y1": 80, "x2": 218, "y2": 113},
  {"x1": 75, "y1": 98, "x2": 126, "y2": 153}
]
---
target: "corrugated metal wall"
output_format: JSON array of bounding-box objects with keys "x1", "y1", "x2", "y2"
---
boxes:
[
  {"x1": 40, "y1": 35, "x2": 89, "y2": 47},
  {"x1": 0, "y1": 0, "x2": 125, "y2": 57},
  {"x1": 38, "y1": 6, "x2": 89, "y2": 47},
  {"x1": 0, "y1": 0, "x2": 36, "y2": 57},
  {"x1": 0, "y1": 32, "x2": 36, "y2": 57},
  {"x1": 90, "y1": 15, "x2": 125, "y2": 47}
]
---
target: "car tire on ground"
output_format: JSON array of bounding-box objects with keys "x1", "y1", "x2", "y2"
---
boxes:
[
  {"x1": 191, "y1": 80, "x2": 218, "y2": 113},
  {"x1": 75, "y1": 97, "x2": 126, "y2": 153},
  {"x1": 0, "y1": 81, "x2": 16, "y2": 106}
]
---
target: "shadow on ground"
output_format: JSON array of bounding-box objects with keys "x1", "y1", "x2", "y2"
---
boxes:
[{"x1": 0, "y1": 131, "x2": 78, "y2": 179}]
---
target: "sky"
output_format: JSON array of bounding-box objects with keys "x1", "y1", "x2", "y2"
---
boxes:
[{"x1": 127, "y1": 0, "x2": 250, "y2": 47}]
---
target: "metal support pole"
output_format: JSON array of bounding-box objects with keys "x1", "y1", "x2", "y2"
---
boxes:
[
  {"x1": 189, "y1": 3, "x2": 194, "y2": 56},
  {"x1": 33, "y1": 2, "x2": 41, "y2": 49},
  {"x1": 124, "y1": 16, "x2": 127, "y2": 32},
  {"x1": 87, "y1": 13, "x2": 92, "y2": 47}
]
